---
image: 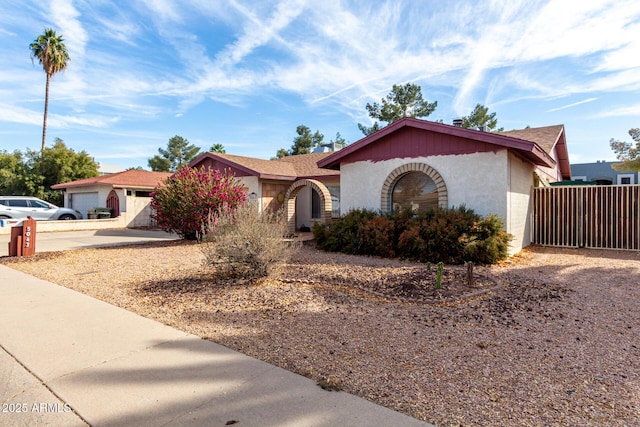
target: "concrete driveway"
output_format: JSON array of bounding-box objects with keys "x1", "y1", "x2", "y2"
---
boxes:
[{"x1": 0, "y1": 228, "x2": 178, "y2": 257}]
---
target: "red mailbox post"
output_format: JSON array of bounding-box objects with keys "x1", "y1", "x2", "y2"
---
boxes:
[{"x1": 8, "y1": 217, "x2": 37, "y2": 257}]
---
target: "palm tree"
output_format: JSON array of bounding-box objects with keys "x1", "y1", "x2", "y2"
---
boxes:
[{"x1": 29, "y1": 28, "x2": 70, "y2": 153}]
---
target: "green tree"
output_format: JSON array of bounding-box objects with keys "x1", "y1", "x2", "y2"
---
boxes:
[
  {"x1": 330, "y1": 132, "x2": 347, "y2": 146},
  {"x1": 30, "y1": 28, "x2": 70, "y2": 153},
  {"x1": 291, "y1": 125, "x2": 324, "y2": 155},
  {"x1": 461, "y1": 103, "x2": 503, "y2": 131},
  {"x1": 0, "y1": 150, "x2": 30, "y2": 196},
  {"x1": 358, "y1": 83, "x2": 438, "y2": 135},
  {"x1": 148, "y1": 135, "x2": 201, "y2": 172},
  {"x1": 273, "y1": 148, "x2": 289, "y2": 159},
  {"x1": 210, "y1": 143, "x2": 226, "y2": 153},
  {"x1": 273, "y1": 125, "x2": 325, "y2": 158},
  {"x1": 27, "y1": 138, "x2": 99, "y2": 204},
  {"x1": 610, "y1": 128, "x2": 640, "y2": 171}
]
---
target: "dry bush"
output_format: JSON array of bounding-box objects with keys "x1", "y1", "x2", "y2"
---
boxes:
[{"x1": 200, "y1": 203, "x2": 300, "y2": 280}]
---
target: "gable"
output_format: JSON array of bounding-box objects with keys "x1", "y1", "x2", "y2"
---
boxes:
[
  {"x1": 336, "y1": 126, "x2": 499, "y2": 165},
  {"x1": 318, "y1": 118, "x2": 562, "y2": 176}
]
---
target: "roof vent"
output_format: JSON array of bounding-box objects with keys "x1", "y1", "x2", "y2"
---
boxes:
[{"x1": 452, "y1": 118, "x2": 463, "y2": 127}]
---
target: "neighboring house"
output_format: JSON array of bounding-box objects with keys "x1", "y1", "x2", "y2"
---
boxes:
[
  {"x1": 189, "y1": 151, "x2": 340, "y2": 230},
  {"x1": 193, "y1": 118, "x2": 571, "y2": 255},
  {"x1": 51, "y1": 170, "x2": 171, "y2": 227},
  {"x1": 571, "y1": 160, "x2": 640, "y2": 185}
]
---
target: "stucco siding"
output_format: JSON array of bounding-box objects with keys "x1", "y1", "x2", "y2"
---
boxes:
[
  {"x1": 507, "y1": 152, "x2": 535, "y2": 254},
  {"x1": 340, "y1": 151, "x2": 509, "y2": 220},
  {"x1": 63, "y1": 185, "x2": 113, "y2": 214}
]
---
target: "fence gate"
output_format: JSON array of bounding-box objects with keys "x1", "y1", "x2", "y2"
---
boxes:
[{"x1": 532, "y1": 185, "x2": 640, "y2": 250}]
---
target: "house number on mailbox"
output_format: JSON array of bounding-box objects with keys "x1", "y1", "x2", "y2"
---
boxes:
[{"x1": 24, "y1": 226, "x2": 31, "y2": 248}]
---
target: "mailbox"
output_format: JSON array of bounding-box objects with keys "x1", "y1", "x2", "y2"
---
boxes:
[{"x1": 8, "y1": 217, "x2": 37, "y2": 257}]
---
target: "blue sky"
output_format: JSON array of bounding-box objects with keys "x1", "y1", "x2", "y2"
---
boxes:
[{"x1": 1, "y1": 0, "x2": 639, "y2": 170}]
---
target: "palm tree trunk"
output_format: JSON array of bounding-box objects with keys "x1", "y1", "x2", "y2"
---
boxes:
[{"x1": 41, "y1": 73, "x2": 51, "y2": 153}]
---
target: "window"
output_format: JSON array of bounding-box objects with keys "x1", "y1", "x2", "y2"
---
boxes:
[
  {"x1": 617, "y1": 174, "x2": 634, "y2": 185},
  {"x1": 8, "y1": 199, "x2": 29, "y2": 207},
  {"x1": 135, "y1": 191, "x2": 153, "y2": 197},
  {"x1": 326, "y1": 185, "x2": 340, "y2": 218},
  {"x1": 311, "y1": 189, "x2": 321, "y2": 219},
  {"x1": 392, "y1": 172, "x2": 438, "y2": 213},
  {"x1": 29, "y1": 200, "x2": 50, "y2": 208}
]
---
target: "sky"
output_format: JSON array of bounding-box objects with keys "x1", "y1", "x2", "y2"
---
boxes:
[{"x1": 1, "y1": 0, "x2": 639, "y2": 171}]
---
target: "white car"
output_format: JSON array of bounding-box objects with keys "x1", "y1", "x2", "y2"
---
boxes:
[{"x1": 0, "y1": 196, "x2": 82, "y2": 220}]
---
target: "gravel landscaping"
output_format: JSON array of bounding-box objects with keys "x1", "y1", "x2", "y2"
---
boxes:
[{"x1": 2, "y1": 241, "x2": 639, "y2": 426}]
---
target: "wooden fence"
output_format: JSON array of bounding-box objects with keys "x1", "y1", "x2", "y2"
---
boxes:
[{"x1": 531, "y1": 185, "x2": 640, "y2": 250}]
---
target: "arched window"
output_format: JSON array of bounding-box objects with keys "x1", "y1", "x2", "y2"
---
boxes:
[{"x1": 391, "y1": 172, "x2": 438, "y2": 213}]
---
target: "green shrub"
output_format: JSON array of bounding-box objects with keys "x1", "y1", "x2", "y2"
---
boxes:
[
  {"x1": 360, "y1": 215, "x2": 395, "y2": 257},
  {"x1": 396, "y1": 206, "x2": 480, "y2": 263},
  {"x1": 315, "y1": 206, "x2": 512, "y2": 264},
  {"x1": 312, "y1": 208, "x2": 378, "y2": 254},
  {"x1": 201, "y1": 203, "x2": 300, "y2": 279},
  {"x1": 150, "y1": 166, "x2": 246, "y2": 240},
  {"x1": 463, "y1": 215, "x2": 512, "y2": 264}
]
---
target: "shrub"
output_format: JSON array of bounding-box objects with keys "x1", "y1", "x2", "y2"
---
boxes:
[
  {"x1": 201, "y1": 203, "x2": 300, "y2": 279},
  {"x1": 360, "y1": 215, "x2": 395, "y2": 257},
  {"x1": 463, "y1": 215, "x2": 512, "y2": 263},
  {"x1": 397, "y1": 206, "x2": 480, "y2": 263},
  {"x1": 150, "y1": 166, "x2": 246, "y2": 240},
  {"x1": 312, "y1": 208, "x2": 378, "y2": 254},
  {"x1": 316, "y1": 206, "x2": 512, "y2": 264}
]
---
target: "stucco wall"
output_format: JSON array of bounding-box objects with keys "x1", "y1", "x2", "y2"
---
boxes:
[
  {"x1": 62, "y1": 186, "x2": 160, "y2": 228},
  {"x1": 339, "y1": 150, "x2": 536, "y2": 254},
  {"x1": 340, "y1": 151, "x2": 509, "y2": 219},
  {"x1": 507, "y1": 152, "x2": 535, "y2": 254},
  {"x1": 62, "y1": 185, "x2": 113, "y2": 216},
  {"x1": 124, "y1": 193, "x2": 152, "y2": 227}
]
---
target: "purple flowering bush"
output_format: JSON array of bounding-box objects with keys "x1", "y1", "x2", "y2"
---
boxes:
[{"x1": 151, "y1": 165, "x2": 247, "y2": 240}]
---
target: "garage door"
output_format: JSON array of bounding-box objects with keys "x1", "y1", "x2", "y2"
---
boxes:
[{"x1": 70, "y1": 192, "x2": 99, "y2": 219}]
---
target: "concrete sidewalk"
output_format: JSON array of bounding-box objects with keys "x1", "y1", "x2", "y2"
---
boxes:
[{"x1": 0, "y1": 265, "x2": 432, "y2": 426}]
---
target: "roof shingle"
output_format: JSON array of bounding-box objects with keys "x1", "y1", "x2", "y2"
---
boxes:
[{"x1": 51, "y1": 170, "x2": 171, "y2": 190}]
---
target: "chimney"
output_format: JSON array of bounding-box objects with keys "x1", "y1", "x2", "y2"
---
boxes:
[{"x1": 452, "y1": 118, "x2": 463, "y2": 127}]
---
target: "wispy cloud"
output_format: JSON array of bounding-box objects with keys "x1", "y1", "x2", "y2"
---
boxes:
[
  {"x1": 1, "y1": 0, "x2": 639, "y2": 166},
  {"x1": 594, "y1": 104, "x2": 640, "y2": 117},
  {"x1": 546, "y1": 98, "x2": 598, "y2": 112}
]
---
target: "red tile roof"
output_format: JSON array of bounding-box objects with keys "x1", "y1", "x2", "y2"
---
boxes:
[{"x1": 51, "y1": 170, "x2": 171, "y2": 190}]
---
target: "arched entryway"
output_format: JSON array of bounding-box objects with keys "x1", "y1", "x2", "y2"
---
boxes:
[
  {"x1": 381, "y1": 163, "x2": 448, "y2": 213},
  {"x1": 106, "y1": 190, "x2": 120, "y2": 217},
  {"x1": 284, "y1": 179, "x2": 332, "y2": 235}
]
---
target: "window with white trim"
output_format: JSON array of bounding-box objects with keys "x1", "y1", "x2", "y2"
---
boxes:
[{"x1": 617, "y1": 174, "x2": 634, "y2": 185}]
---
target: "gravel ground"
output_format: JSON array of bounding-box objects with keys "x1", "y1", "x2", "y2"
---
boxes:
[{"x1": 3, "y1": 241, "x2": 639, "y2": 426}]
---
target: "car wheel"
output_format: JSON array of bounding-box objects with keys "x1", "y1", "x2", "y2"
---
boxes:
[
  {"x1": 0, "y1": 215, "x2": 10, "y2": 219},
  {"x1": 58, "y1": 214, "x2": 76, "y2": 220}
]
